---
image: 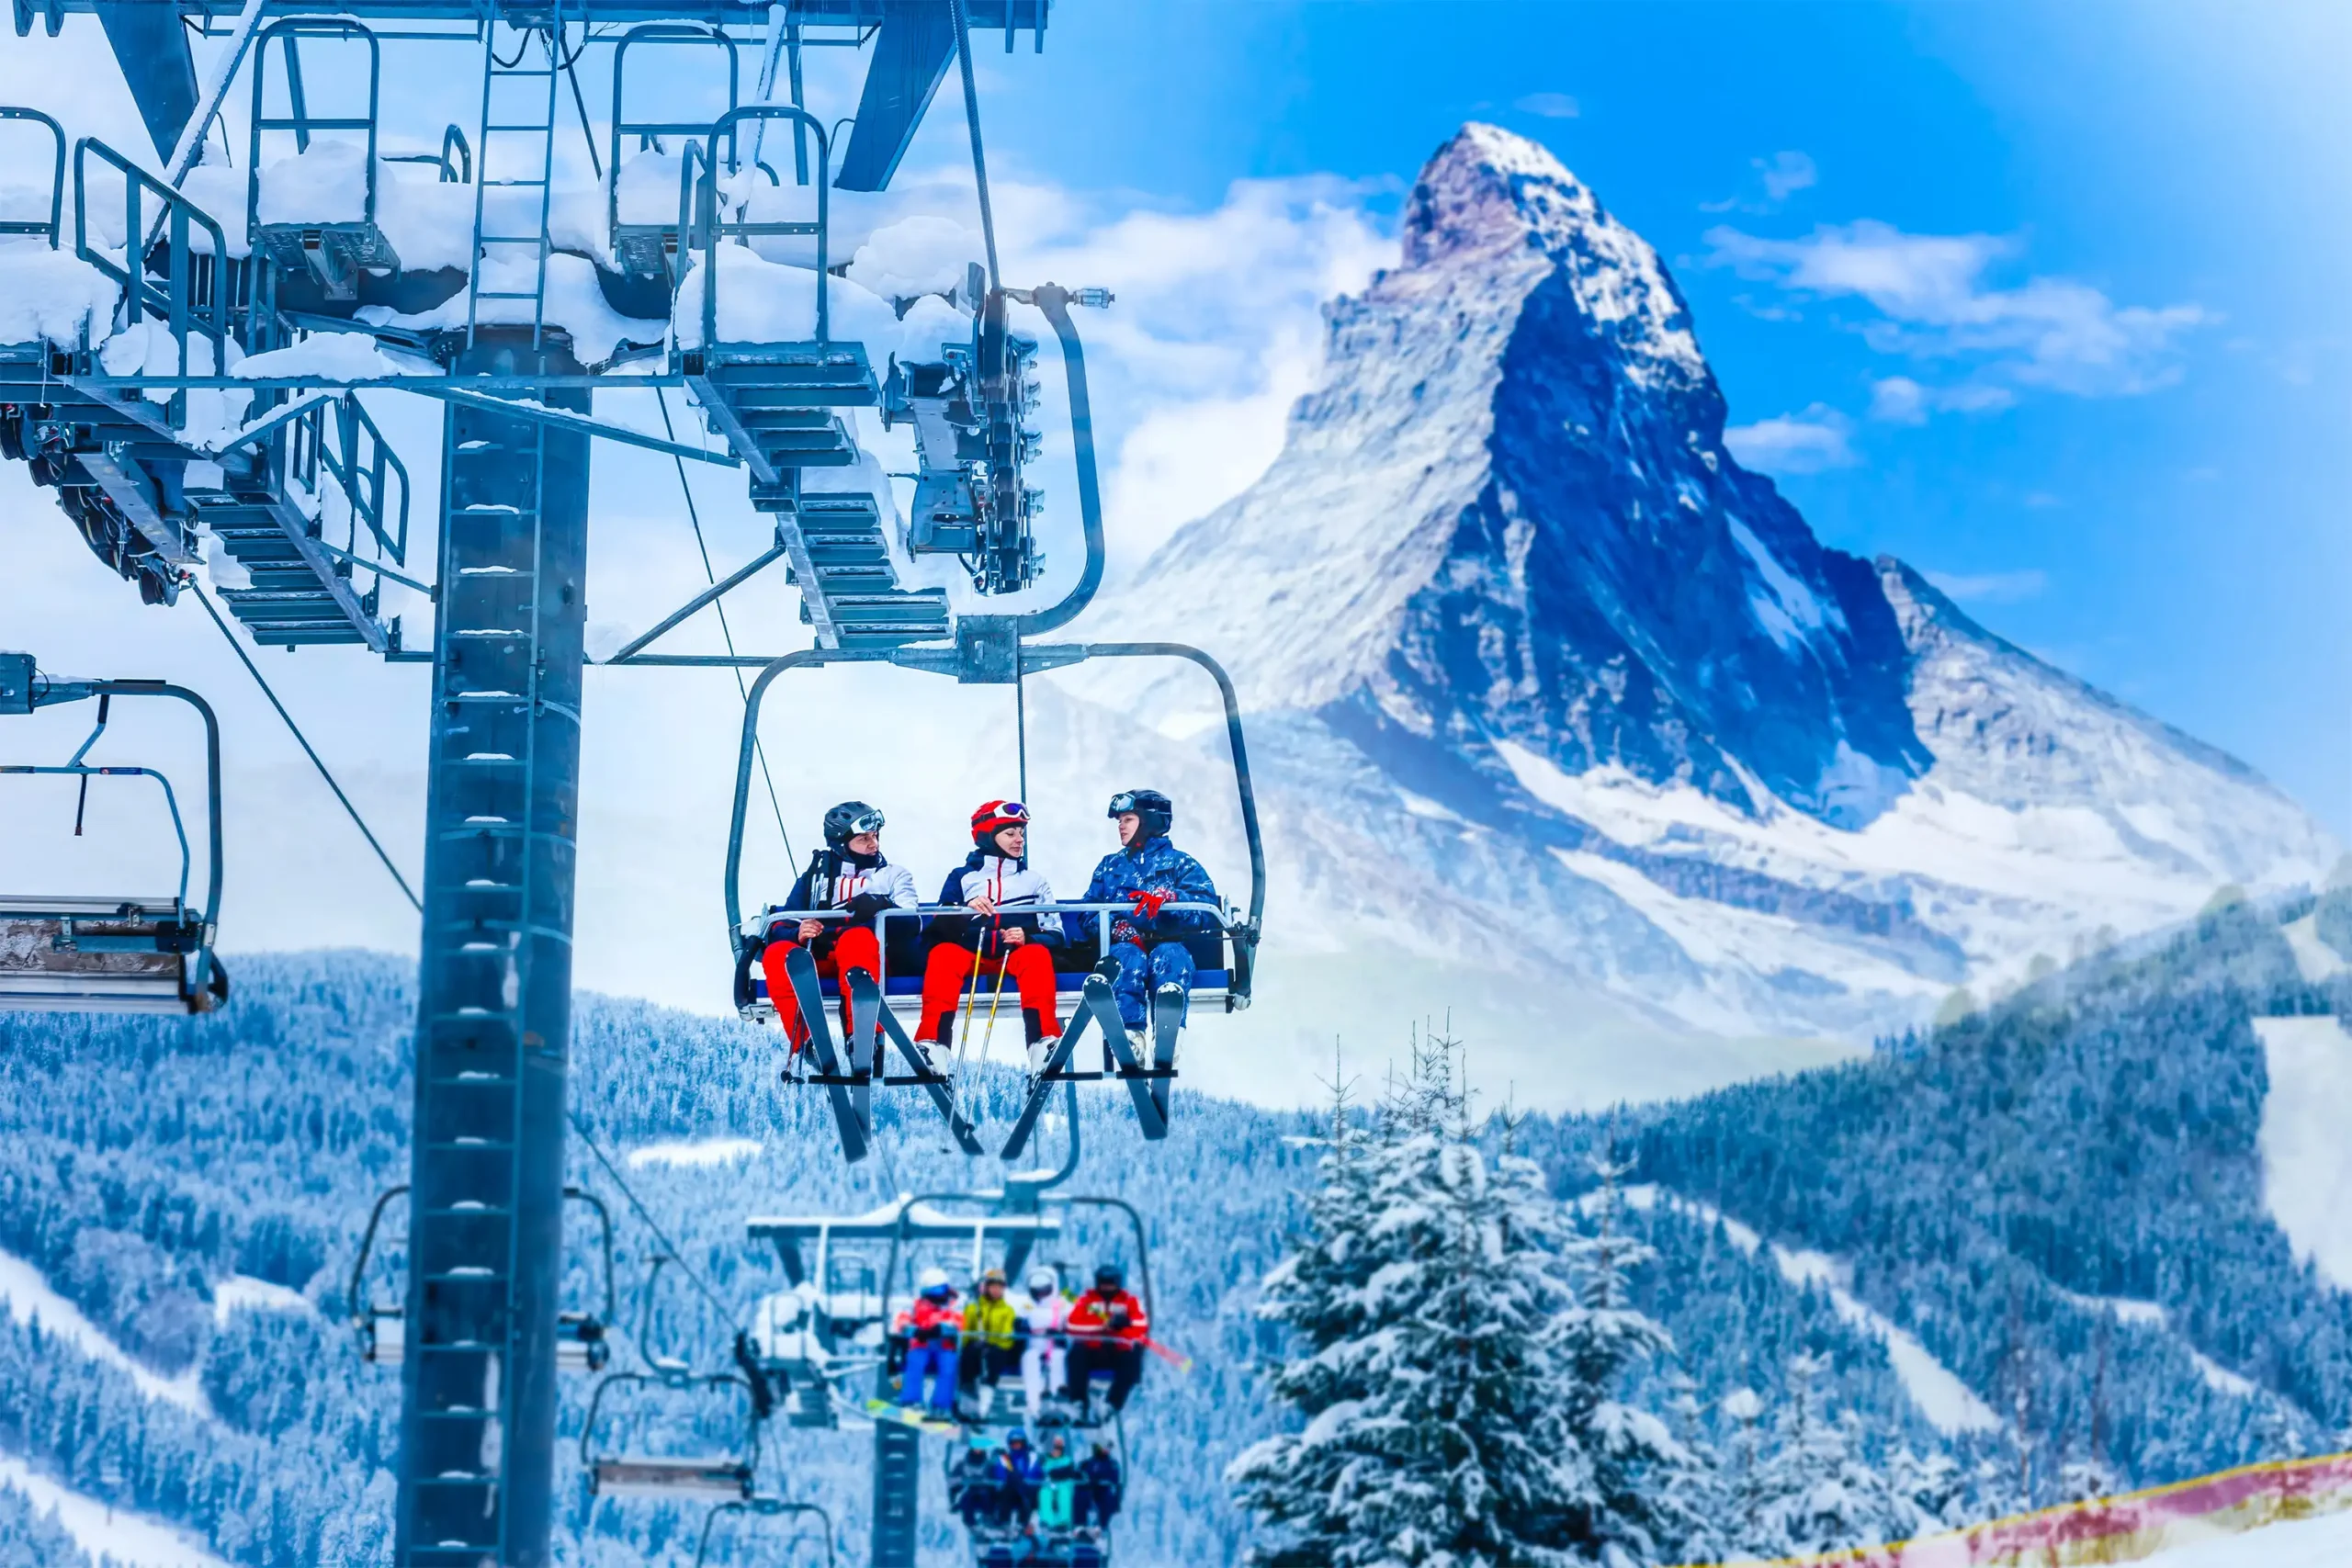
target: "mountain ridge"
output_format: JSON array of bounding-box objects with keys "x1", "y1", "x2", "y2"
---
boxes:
[{"x1": 1065, "y1": 121, "x2": 2333, "y2": 1055}]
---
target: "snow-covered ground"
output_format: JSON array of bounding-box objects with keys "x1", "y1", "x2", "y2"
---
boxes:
[
  {"x1": 0, "y1": 1248, "x2": 209, "y2": 1416},
  {"x1": 0, "y1": 1454, "x2": 231, "y2": 1568},
  {"x1": 209, "y1": 1274, "x2": 312, "y2": 1326},
  {"x1": 625, "y1": 1136, "x2": 763, "y2": 1169},
  {"x1": 2255, "y1": 1016, "x2": 2352, "y2": 1290},
  {"x1": 2279, "y1": 913, "x2": 2347, "y2": 984},
  {"x1": 1603, "y1": 1185, "x2": 1999, "y2": 1435},
  {"x1": 2138, "y1": 1507, "x2": 2352, "y2": 1566}
]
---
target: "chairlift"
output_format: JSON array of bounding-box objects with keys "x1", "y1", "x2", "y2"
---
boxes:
[
  {"x1": 348, "y1": 1183, "x2": 615, "y2": 1372},
  {"x1": 696, "y1": 264, "x2": 1264, "y2": 1163},
  {"x1": 580, "y1": 1367, "x2": 763, "y2": 1502},
  {"x1": 0, "y1": 658, "x2": 225, "y2": 1016},
  {"x1": 695, "y1": 1495, "x2": 836, "y2": 1568}
]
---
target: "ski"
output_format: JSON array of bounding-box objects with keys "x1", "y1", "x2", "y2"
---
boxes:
[
  {"x1": 784, "y1": 944, "x2": 868, "y2": 1163},
  {"x1": 1149, "y1": 980, "x2": 1184, "y2": 1122},
  {"x1": 1001, "y1": 1005, "x2": 1092, "y2": 1161},
  {"x1": 864, "y1": 1397, "x2": 960, "y2": 1435},
  {"x1": 1091, "y1": 974, "x2": 1168, "y2": 1141},
  {"x1": 854, "y1": 970, "x2": 984, "y2": 1156}
]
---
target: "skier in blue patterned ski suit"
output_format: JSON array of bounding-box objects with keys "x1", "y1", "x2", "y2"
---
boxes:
[{"x1": 1076, "y1": 789, "x2": 1219, "y2": 1038}]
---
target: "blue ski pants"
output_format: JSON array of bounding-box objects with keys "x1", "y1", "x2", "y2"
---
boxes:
[
  {"x1": 900, "y1": 1342, "x2": 957, "y2": 1412},
  {"x1": 1108, "y1": 940, "x2": 1192, "y2": 1030}
]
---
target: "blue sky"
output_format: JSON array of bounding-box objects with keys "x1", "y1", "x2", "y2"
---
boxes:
[
  {"x1": 968, "y1": 0, "x2": 2351, "y2": 834},
  {"x1": 0, "y1": 3, "x2": 2342, "y2": 1028}
]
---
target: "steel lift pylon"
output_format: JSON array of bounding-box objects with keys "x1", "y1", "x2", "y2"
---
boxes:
[{"x1": 1, "y1": 5, "x2": 1150, "y2": 1565}]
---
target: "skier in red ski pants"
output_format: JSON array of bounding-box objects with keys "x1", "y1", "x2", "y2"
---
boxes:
[
  {"x1": 915, "y1": 801, "x2": 1067, "y2": 1072},
  {"x1": 759, "y1": 800, "x2": 920, "y2": 1054}
]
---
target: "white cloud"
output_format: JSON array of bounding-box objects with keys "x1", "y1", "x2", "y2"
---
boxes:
[
  {"x1": 998, "y1": 172, "x2": 1394, "y2": 574},
  {"x1": 1869, "y1": 375, "x2": 2015, "y2": 423},
  {"x1": 1701, "y1": 150, "x2": 1818, "y2": 214},
  {"x1": 1757, "y1": 151, "x2": 1817, "y2": 202},
  {"x1": 1514, "y1": 92, "x2": 1580, "y2": 119},
  {"x1": 1724, "y1": 405, "x2": 1858, "y2": 475},
  {"x1": 1704, "y1": 220, "x2": 2211, "y2": 397},
  {"x1": 1924, "y1": 568, "x2": 2049, "y2": 605}
]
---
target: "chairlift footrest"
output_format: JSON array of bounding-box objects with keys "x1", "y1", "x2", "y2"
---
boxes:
[{"x1": 880, "y1": 1072, "x2": 950, "y2": 1087}]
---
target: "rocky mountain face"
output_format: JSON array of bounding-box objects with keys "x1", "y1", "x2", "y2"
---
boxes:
[{"x1": 1067, "y1": 123, "x2": 2335, "y2": 1090}]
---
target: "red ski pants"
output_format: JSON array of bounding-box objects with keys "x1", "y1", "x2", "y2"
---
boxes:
[
  {"x1": 761, "y1": 926, "x2": 882, "y2": 1052},
  {"x1": 916, "y1": 942, "x2": 1062, "y2": 1044}
]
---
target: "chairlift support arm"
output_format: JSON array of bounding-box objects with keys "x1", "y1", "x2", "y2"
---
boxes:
[{"x1": 9, "y1": 673, "x2": 225, "y2": 937}]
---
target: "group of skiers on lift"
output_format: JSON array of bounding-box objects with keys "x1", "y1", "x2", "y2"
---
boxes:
[
  {"x1": 753, "y1": 789, "x2": 1220, "y2": 1071},
  {"x1": 894, "y1": 1261, "x2": 1154, "y2": 1423},
  {"x1": 950, "y1": 1427, "x2": 1125, "y2": 1541}
]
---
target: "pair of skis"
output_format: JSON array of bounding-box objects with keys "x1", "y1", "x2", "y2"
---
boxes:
[
  {"x1": 999, "y1": 964, "x2": 1182, "y2": 1161},
  {"x1": 776, "y1": 945, "x2": 982, "y2": 1163},
  {"x1": 779, "y1": 948, "x2": 1182, "y2": 1164}
]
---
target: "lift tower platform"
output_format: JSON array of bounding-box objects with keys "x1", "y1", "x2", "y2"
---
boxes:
[{"x1": 9, "y1": 3, "x2": 1056, "y2": 1564}]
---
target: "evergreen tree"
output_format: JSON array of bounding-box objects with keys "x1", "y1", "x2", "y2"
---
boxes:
[
  {"x1": 1229, "y1": 1043, "x2": 1683, "y2": 1567},
  {"x1": 1747, "y1": 1356, "x2": 1923, "y2": 1557}
]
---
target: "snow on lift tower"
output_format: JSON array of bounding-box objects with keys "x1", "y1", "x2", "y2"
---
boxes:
[{"x1": 0, "y1": 5, "x2": 1125, "y2": 1566}]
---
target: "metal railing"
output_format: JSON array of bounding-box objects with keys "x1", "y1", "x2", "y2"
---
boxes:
[
  {"x1": 0, "y1": 107, "x2": 64, "y2": 245},
  {"x1": 244, "y1": 17, "x2": 384, "y2": 243},
  {"x1": 607, "y1": 20, "x2": 740, "y2": 271},
  {"x1": 74, "y1": 138, "x2": 232, "y2": 390},
  {"x1": 737, "y1": 899, "x2": 1245, "y2": 1007},
  {"x1": 688, "y1": 104, "x2": 831, "y2": 348}
]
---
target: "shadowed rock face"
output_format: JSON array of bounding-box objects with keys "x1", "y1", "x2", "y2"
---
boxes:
[
  {"x1": 1131, "y1": 122, "x2": 1929, "y2": 829},
  {"x1": 1075, "y1": 122, "x2": 2332, "y2": 1052}
]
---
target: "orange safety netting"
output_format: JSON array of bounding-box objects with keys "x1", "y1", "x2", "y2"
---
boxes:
[{"x1": 1683, "y1": 1449, "x2": 2352, "y2": 1568}]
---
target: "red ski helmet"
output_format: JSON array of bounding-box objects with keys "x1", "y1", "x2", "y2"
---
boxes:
[{"x1": 971, "y1": 799, "x2": 1031, "y2": 844}]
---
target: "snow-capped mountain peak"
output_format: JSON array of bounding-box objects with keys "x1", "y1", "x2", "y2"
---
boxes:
[
  {"x1": 1067, "y1": 121, "x2": 2334, "y2": 1066},
  {"x1": 1405, "y1": 122, "x2": 1705, "y2": 384}
]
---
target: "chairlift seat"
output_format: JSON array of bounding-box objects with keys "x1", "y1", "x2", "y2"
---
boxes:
[
  {"x1": 0, "y1": 894, "x2": 222, "y2": 1014},
  {"x1": 739, "y1": 964, "x2": 1236, "y2": 1028},
  {"x1": 589, "y1": 1456, "x2": 754, "y2": 1500}
]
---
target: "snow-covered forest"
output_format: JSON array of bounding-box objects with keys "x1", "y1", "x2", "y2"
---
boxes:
[{"x1": 0, "y1": 888, "x2": 2348, "y2": 1565}]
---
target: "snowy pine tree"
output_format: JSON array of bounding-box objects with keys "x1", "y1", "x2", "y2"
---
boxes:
[
  {"x1": 1746, "y1": 1355, "x2": 1925, "y2": 1557},
  {"x1": 1229, "y1": 1043, "x2": 1685, "y2": 1567}
]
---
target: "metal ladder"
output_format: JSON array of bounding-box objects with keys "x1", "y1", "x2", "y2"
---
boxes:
[
  {"x1": 466, "y1": 4, "x2": 568, "y2": 347},
  {"x1": 399, "y1": 352, "x2": 590, "y2": 1564},
  {"x1": 871, "y1": 1420, "x2": 922, "y2": 1568}
]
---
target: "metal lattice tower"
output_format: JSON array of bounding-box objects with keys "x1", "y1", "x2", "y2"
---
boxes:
[{"x1": 0, "y1": 6, "x2": 1272, "y2": 1564}]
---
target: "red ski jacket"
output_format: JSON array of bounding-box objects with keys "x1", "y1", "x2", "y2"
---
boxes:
[
  {"x1": 898, "y1": 1292, "x2": 962, "y2": 1343},
  {"x1": 1065, "y1": 1288, "x2": 1148, "y2": 1344}
]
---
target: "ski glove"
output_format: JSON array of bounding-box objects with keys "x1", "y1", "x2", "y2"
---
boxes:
[
  {"x1": 1110, "y1": 920, "x2": 1142, "y2": 948},
  {"x1": 845, "y1": 891, "x2": 896, "y2": 919},
  {"x1": 1130, "y1": 887, "x2": 1170, "y2": 921}
]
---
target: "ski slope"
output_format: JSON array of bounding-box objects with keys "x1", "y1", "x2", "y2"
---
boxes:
[
  {"x1": 2254, "y1": 1016, "x2": 2352, "y2": 1289},
  {"x1": 1608, "y1": 1185, "x2": 2000, "y2": 1435},
  {"x1": 0, "y1": 1248, "x2": 209, "y2": 1416},
  {"x1": 0, "y1": 1455, "x2": 232, "y2": 1568}
]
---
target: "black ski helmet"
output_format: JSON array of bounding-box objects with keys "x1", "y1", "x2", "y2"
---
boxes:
[
  {"x1": 1093, "y1": 1262, "x2": 1125, "y2": 1292},
  {"x1": 823, "y1": 800, "x2": 885, "y2": 851},
  {"x1": 1106, "y1": 789, "x2": 1171, "y2": 840}
]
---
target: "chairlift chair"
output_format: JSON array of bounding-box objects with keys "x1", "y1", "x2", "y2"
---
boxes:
[
  {"x1": 0, "y1": 659, "x2": 225, "y2": 1015},
  {"x1": 348, "y1": 1183, "x2": 615, "y2": 1371},
  {"x1": 695, "y1": 1495, "x2": 836, "y2": 1568},
  {"x1": 580, "y1": 1367, "x2": 762, "y2": 1501}
]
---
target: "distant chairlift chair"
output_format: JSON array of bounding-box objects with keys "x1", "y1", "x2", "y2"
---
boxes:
[{"x1": 0, "y1": 657, "x2": 226, "y2": 1015}]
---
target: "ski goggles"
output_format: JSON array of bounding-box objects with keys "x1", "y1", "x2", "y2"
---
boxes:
[
  {"x1": 1105, "y1": 792, "x2": 1140, "y2": 817},
  {"x1": 844, "y1": 808, "x2": 885, "y2": 836},
  {"x1": 993, "y1": 801, "x2": 1031, "y2": 822}
]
